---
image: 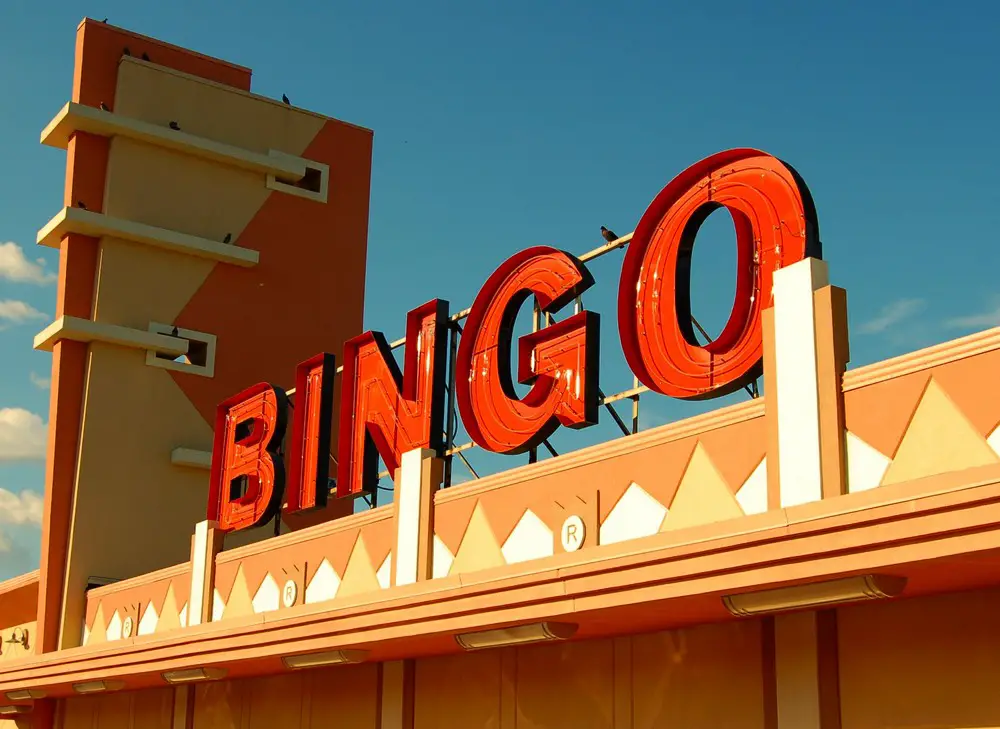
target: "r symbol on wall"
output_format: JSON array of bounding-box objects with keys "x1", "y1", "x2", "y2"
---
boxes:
[{"x1": 561, "y1": 515, "x2": 586, "y2": 552}]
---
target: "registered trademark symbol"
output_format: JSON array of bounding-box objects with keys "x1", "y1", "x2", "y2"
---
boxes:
[
  {"x1": 283, "y1": 580, "x2": 298, "y2": 608},
  {"x1": 561, "y1": 515, "x2": 586, "y2": 552}
]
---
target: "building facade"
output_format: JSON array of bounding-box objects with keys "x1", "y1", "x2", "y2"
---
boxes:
[{"x1": 0, "y1": 18, "x2": 998, "y2": 729}]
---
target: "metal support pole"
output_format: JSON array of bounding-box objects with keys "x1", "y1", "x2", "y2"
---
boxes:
[
  {"x1": 690, "y1": 315, "x2": 756, "y2": 399},
  {"x1": 631, "y1": 376, "x2": 640, "y2": 434},
  {"x1": 443, "y1": 323, "x2": 460, "y2": 486},
  {"x1": 529, "y1": 298, "x2": 541, "y2": 465}
]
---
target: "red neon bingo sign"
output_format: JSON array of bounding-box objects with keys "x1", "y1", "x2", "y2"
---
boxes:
[{"x1": 208, "y1": 148, "x2": 820, "y2": 533}]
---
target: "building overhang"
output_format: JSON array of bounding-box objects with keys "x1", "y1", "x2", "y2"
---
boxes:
[{"x1": 1, "y1": 465, "x2": 998, "y2": 698}]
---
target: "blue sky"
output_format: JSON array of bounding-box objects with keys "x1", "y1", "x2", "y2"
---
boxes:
[{"x1": 1, "y1": 0, "x2": 999, "y2": 578}]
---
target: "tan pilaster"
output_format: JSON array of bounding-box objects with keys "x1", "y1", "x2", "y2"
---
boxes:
[
  {"x1": 392, "y1": 448, "x2": 444, "y2": 588},
  {"x1": 763, "y1": 308, "x2": 782, "y2": 511},
  {"x1": 771, "y1": 610, "x2": 842, "y2": 729},
  {"x1": 380, "y1": 660, "x2": 416, "y2": 729},
  {"x1": 187, "y1": 520, "x2": 223, "y2": 627},
  {"x1": 171, "y1": 685, "x2": 194, "y2": 729},
  {"x1": 813, "y1": 286, "x2": 850, "y2": 499}
]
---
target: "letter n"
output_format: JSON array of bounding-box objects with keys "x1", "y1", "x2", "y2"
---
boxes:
[{"x1": 336, "y1": 299, "x2": 450, "y2": 497}]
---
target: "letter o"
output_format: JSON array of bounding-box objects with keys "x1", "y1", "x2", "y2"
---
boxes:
[{"x1": 618, "y1": 148, "x2": 820, "y2": 400}]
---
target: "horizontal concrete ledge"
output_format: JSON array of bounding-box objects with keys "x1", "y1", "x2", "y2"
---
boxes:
[
  {"x1": 37, "y1": 207, "x2": 259, "y2": 267},
  {"x1": 40, "y1": 101, "x2": 308, "y2": 181},
  {"x1": 1, "y1": 473, "x2": 997, "y2": 696},
  {"x1": 171, "y1": 448, "x2": 213, "y2": 470},
  {"x1": 34, "y1": 316, "x2": 189, "y2": 356}
]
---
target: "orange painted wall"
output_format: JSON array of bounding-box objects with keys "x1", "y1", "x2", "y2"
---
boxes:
[
  {"x1": 190, "y1": 664, "x2": 380, "y2": 728},
  {"x1": 414, "y1": 619, "x2": 768, "y2": 729},
  {"x1": 838, "y1": 587, "x2": 1000, "y2": 729},
  {"x1": 58, "y1": 688, "x2": 174, "y2": 729},
  {"x1": 55, "y1": 621, "x2": 766, "y2": 729}
]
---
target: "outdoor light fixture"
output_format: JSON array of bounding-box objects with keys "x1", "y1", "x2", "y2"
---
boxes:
[
  {"x1": 455, "y1": 622, "x2": 578, "y2": 651},
  {"x1": 161, "y1": 668, "x2": 227, "y2": 684},
  {"x1": 722, "y1": 574, "x2": 908, "y2": 617},
  {"x1": 0, "y1": 705, "x2": 30, "y2": 716},
  {"x1": 4, "y1": 627, "x2": 29, "y2": 650},
  {"x1": 71, "y1": 680, "x2": 125, "y2": 695},
  {"x1": 5, "y1": 689, "x2": 45, "y2": 701},
  {"x1": 281, "y1": 649, "x2": 369, "y2": 670}
]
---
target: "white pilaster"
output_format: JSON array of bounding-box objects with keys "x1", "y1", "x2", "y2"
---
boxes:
[
  {"x1": 772, "y1": 258, "x2": 830, "y2": 507},
  {"x1": 393, "y1": 448, "x2": 439, "y2": 588}
]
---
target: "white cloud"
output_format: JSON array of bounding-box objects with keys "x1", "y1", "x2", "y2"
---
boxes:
[
  {"x1": 0, "y1": 242, "x2": 56, "y2": 285},
  {"x1": 0, "y1": 489, "x2": 43, "y2": 527},
  {"x1": 0, "y1": 408, "x2": 47, "y2": 461},
  {"x1": 0, "y1": 488, "x2": 43, "y2": 558},
  {"x1": 0, "y1": 300, "x2": 47, "y2": 328},
  {"x1": 857, "y1": 298, "x2": 925, "y2": 335},
  {"x1": 945, "y1": 304, "x2": 1000, "y2": 331},
  {"x1": 29, "y1": 372, "x2": 50, "y2": 390}
]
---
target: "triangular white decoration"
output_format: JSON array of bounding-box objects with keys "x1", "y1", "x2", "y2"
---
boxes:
[
  {"x1": 987, "y1": 423, "x2": 1000, "y2": 458},
  {"x1": 252, "y1": 574, "x2": 281, "y2": 613},
  {"x1": 105, "y1": 610, "x2": 123, "y2": 642},
  {"x1": 735, "y1": 458, "x2": 768, "y2": 515},
  {"x1": 305, "y1": 559, "x2": 341, "y2": 604},
  {"x1": 501, "y1": 510, "x2": 554, "y2": 564},
  {"x1": 211, "y1": 589, "x2": 225, "y2": 622},
  {"x1": 432, "y1": 535, "x2": 454, "y2": 579},
  {"x1": 846, "y1": 431, "x2": 891, "y2": 493},
  {"x1": 137, "y1": 603, "x2": 159, "y2": 636},
  {"x1": 599, "y1": 482, "x2": 667, "y2": 545},
  {"x1": 376, "y1": 555, "x2": 393, "y2": 590}
]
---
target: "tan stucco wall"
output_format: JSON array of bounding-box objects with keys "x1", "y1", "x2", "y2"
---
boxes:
[
  {"x1": 414, "y1": 619, "x2": 767, "y2": 729},
  {"x1": 81, "y1": 620, "x2": 764, "y2": 729},
  {"x1": 838, "y1": 586, "x2": 1000, "y2": 729},
  {"x1": 60, "y1": 687, "x2": 174, "y2": 729},
  {"x1": 56, "y1": 52, "x2": 370, "y2": 649},
  {"x1": 190, "y1": 664, "x2": 381, "y2": 728}
]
